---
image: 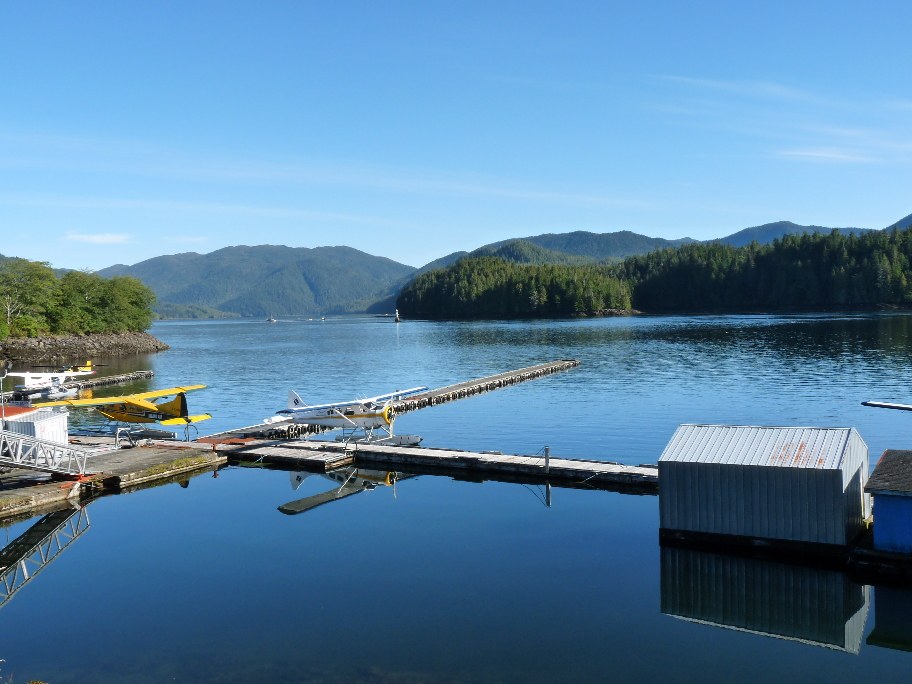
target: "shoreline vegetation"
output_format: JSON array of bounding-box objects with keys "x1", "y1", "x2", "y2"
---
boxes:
[
  {"x1": 397, "y1": 228, "x2": 912, "y2": 319},
  {"x1": 0, "y1": 257, "x2": 166, "y2": 360}
]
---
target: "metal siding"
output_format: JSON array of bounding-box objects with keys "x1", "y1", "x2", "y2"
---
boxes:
[
  {"x1": 872, "y1": 494, "x2": 912, "y2": 554},
  {"x1": 661, "y1": 546, "x2": 869, "y2": 653},
  {"x1": 659, "y1": 425, "x2": 867, "y2": 545},
  {"x1": 4, "y1": 409, "x2": 68, "y2": 446}
]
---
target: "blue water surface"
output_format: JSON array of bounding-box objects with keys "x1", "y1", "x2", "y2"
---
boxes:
[{"x1": 2, "y1": 313, "x2": 912, "y2": 683}]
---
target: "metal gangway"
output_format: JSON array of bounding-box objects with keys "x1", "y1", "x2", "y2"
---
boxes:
[
  {"x1": 0, "y1": 505, "x2": 90, "y2": 609},
  {"x1": 0, "y1": 429, "x2": 90, "y2": 476}
]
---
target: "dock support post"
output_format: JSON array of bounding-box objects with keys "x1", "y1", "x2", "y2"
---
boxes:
[
  {"x1": 546, "y1": 482, "x2": 551, "y2": 508},
  {"x1": 544, "y1": 446, "x2": 550, "y2": 474}
]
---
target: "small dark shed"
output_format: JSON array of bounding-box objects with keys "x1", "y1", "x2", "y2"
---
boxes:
[{"x1": 865, "y1": 449, "x2": 912, "y2": 554}]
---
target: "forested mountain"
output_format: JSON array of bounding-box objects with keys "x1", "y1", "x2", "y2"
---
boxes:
[
  {"x1": 718, "y1": 221, "x2": 873, "y2": 248},
  {"x1": 398, "y1": 227, "x2": 912, "y2": 318},
  {"x1": 398, "y1": 257, "x2": 630, "y2": 318},
  {"x1": 468, "y1": 240, "x2": 595, "y2": 265},
  {"x1": 889, "y1": 212, "x2": 912, "y2": 231},
  {"x1": 616, "y1": 228, "x2": 912, "y2": 311},
  {"x1": 98, "y1": 245, "x2": 415, "y2": 317},
  {"x1": 483, "y1": 230, "x2": 694, "y2": 260}
]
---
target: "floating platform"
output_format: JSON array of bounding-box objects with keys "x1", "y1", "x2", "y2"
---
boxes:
[
  {"x1": 4, "y1": 369, "x2": 154, "y2": 402},
  {"x1": 221, "y1": 439, "x2": 658, "y2": 491},
  {"x1": 0, "y1": 436, "x2": 224, "y2": 520},
  {"x1": 390, "y1": 359, "x2": 581, "y2": 416},
  {"x1": 203, "y1": 360, "x2": 582, "y2": 442}
]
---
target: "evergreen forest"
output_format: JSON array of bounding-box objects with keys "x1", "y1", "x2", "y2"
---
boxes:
[
  {"x1": 0, "y1": 258, "x2": 156, "y2": 338},
  {"x1": 398, "y1": 228, "x2": 912, "y2": 317},
  {"x1": 396, "y1": 257, "x2": 631, "y2": 318}
]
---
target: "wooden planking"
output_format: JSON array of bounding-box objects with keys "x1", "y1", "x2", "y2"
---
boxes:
[
  {"x1": 390, "y1": 359, "x2": 580, "y2": 416},
  {"x1": 203, "y1": 360, "x2": 581, "y2": 442},
  {"x1": 223, "y1": 439, "x2": 657, "y2": 488}
]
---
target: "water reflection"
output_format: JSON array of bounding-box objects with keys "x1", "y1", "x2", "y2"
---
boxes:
[
  {"x1": 278, "y1": 468, "x2": 404, "y2": 515},
  {"x1": 867, "y1": 586, "x2": 912, "y2": 652},
  {"x1": 661, "y1": 546, "x2": 870, "y2": 653},
  {"x1": 0, "y1": 503, "x2": 90, "y2": 610}
]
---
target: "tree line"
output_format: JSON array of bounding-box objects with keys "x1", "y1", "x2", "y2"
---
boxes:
[
  {"x1": 396, "y1": 257, "x2": 631, "y2": 318},
  {"x1": 0, "y1": 258, "x2": 156, "y2": 338},
  {"x1": 397, "y1": 228, "x2": 912, "y2": 317}
]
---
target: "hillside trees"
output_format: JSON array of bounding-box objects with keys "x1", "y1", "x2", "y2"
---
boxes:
[
  {"x1": 398, "y1": 228, "x2": 912, "y2": 318},
  {"x1": 397, "y1": 257, "x2": 631, "y2": 317},
  {"x1": 0, "y1": 258, "x2": 156, "y2": 338}
]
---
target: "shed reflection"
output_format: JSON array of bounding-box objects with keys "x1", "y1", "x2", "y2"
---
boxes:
[
  {"x1": 867, "y1": 586, "x2": 912, "y2": 652},
  {"x1": 661, "y1": 546, "x2": 869, "y2": 653}
]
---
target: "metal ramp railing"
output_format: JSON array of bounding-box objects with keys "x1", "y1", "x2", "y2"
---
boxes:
[
  {"x1": 0, "y1": 429, "x2": 89, "y2": 476},
  {"x1": 0, "y1": 505, "x2": 90, "y2": 609}
]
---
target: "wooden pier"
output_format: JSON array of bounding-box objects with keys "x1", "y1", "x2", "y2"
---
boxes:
[
  {"x1": 221, "y1": 439, "x2": 658, "y2": 491},
  {"x1": 390, "y1": 359, "x2": 580, "y2": 416},
  {"x1": 4, "y1": 369, "x2": 154, "y2": 402},
  {"x1": 204, "y1": 359, "x2": 582, "y2": 441}
]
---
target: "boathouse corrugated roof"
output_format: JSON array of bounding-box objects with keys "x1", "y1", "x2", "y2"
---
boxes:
[{"x1": 658, "y1": 425, "x2": 858, "y2": 470}]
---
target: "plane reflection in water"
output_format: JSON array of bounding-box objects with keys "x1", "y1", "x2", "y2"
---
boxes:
[
  {"x1": 278, "y1": 468, "x2": 407, "y2": 515},
  {"x1": 661, "y1": 547, "x2": 870, "y2": 654},
  {"x1": 0, "y1": 503, "x2": 90, "y2": 610}
]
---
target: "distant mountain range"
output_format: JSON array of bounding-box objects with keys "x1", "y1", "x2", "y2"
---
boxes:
[
  {"x1": 717, "y1": 221, "x2": 874, "y2": 248},
  {"x1": 97, "y1": 245, "x2": 415, "y2": 318},
  {"x1": 7, "y1": 213, "x2": 905, "y2": 318}
]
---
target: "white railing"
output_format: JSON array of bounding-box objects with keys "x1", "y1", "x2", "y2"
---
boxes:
[
  {"x1": 0, "y1": 429, "x2": 89, "y2": 475},
  {"x1": 0, "y1": 506, "x2": 90, "y2": 609}
]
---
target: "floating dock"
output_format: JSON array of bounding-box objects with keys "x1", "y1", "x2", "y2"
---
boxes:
[
  {"x1": 204, "y1": 360, "x2": 582, "y2": 441},
  {"x1": 390, "y1": 359, "x2": 580, "y2": 416},
  {"x1": 221, "y1": 439, "x2": 658, "y2": 491},
  {"x1": 0, "y1": 436, "x2": 223, "y2": 520},
  {"x1": 4, "y1": 369, "x2": 154, "y2": 402}
]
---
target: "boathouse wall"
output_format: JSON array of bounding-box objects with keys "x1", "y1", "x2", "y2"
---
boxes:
[{"x1": 658, "y1": 425, "x2": 869, "y2": 546}]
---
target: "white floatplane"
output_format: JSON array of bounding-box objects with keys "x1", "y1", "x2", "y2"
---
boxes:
[
  {"x1": 276, "y1": 386, "x2": 428, "y2": 444},
  {"x1": 9, "y1": 361, "x2": 100, "y2": 395}
]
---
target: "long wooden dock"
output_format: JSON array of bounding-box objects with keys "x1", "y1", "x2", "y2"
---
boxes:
[
  {"x1": 4, "y1": 369, "x2": 154, "y2": 402},
  {"x1": 221, "y1": 439, "x2": 658, "y2": 491},
  {"x1": 390, "y1": 359, "x2": 580, "y2": 416},
  {"x1": 204, "y1": 359, "x2": 581, "y2": 441}
]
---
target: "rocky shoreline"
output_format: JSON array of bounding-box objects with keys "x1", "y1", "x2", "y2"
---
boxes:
[{"x1": 0, "y1": 331, "x2": 169, "y2": 362}]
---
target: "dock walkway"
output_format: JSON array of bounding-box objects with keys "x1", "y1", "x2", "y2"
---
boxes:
[
  {"x1": 0, "y1": 437, "x2": 223, "y2": 520},
  {"x1": 204, "y1": 359, "x2": 582, "y2": 441},
  {"x1": 222, "y1": 439, "x2": 658, "y2": 490}
]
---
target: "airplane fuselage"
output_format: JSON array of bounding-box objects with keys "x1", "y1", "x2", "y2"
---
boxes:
[{"x1": 284, "y1": 403, "x2": 392, "y2": 429}]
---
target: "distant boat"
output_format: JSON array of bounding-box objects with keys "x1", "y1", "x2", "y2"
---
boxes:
[{"x1": 266, "y1": 317, "x2": 277, "y2": 323}]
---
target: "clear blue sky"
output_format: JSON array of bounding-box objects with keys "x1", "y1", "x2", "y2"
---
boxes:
[{"x1": 2, "y1": 1, "x2": 910, "y2": 270}]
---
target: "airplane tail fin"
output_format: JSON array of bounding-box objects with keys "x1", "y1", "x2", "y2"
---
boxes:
[
  {"x1": 288, "y1": 391, "x2": 306, "y2": 410},
  {"x1": 290, "y1": 471, "x2": 311, "y2": 490}
]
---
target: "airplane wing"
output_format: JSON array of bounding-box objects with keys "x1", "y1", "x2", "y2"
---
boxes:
[
  {"x1": 34, "y1": 385, "x2": 207, "y2": 408},
  {"x1": 131, "y1": 385, "x2": 207, "y2": 399},
  {"x1": 366, "y1": 386, "x2": 429, "y2": 403},
  {"x1": 862, "y1": 401, "x2": 912, "y2": 411}
]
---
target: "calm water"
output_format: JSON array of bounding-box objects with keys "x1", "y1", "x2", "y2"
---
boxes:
[{"x1": 4, "y1": 313, "x2": 912, "y2": 683}]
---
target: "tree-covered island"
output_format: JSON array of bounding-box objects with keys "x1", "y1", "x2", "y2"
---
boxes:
[
  {"x1": 397, "y1": 228, "x2": 912, "y2": 318},
  {"x1": 0, "y1": 257, "x2": 156, "y2": 339}
]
